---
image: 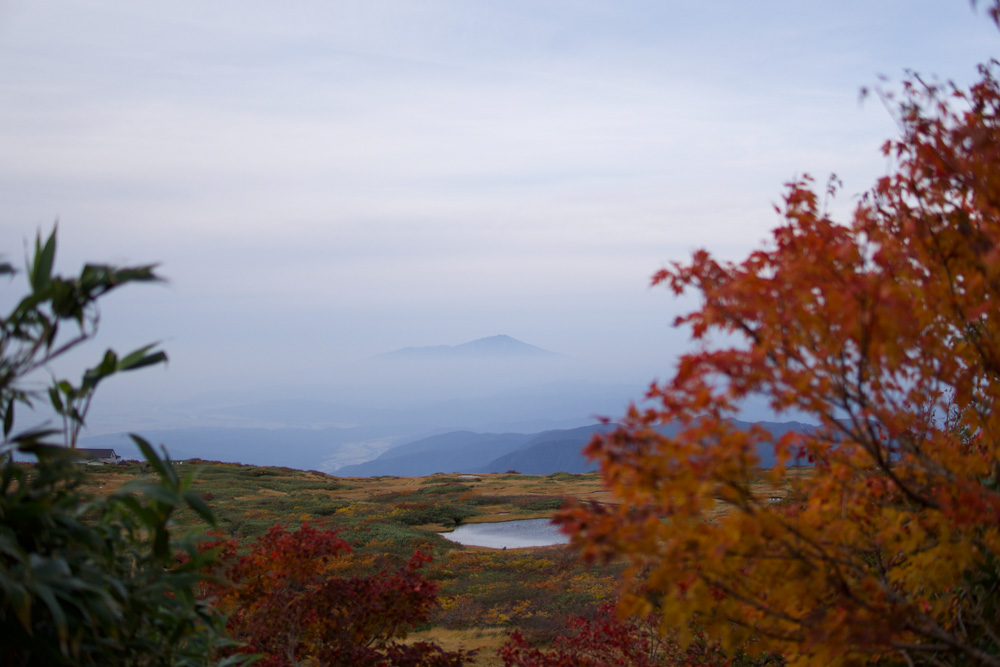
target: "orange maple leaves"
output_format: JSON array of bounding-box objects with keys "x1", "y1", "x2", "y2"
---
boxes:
[{"x1": 559, "y1": 61, "x2": 1000, "y2": 667}]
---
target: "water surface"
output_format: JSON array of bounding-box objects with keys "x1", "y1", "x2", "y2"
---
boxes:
[{"x1": 442, "y1": 518, "x2": 568, "y2": 549}]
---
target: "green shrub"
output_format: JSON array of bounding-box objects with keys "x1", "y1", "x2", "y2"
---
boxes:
[
  {"x1": 419, "y1": 483, "x2": 472, "y2": 495},
  {"x1": 1, "y1": 440, "x2": 237, "y2": 665},
  {"x1": 397, "y1": 502, "x2": 479, "y2": 527},
  {"x1": 516, "y1": 497, "x2": 567, "y2": 512},
  {"x1": 420, "y1": 475, "x2": 480, "y2": 485},
  {"x1": 0, "y1": 230, "x2": 243, "y2": 665},
  {"x1": 309, "y1": 502, "x2": 350, "y2": 516}
]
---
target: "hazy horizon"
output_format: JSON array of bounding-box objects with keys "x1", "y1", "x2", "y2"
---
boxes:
[{"x1": 2, "y1": 2, "x2": 997, "y2": 443}]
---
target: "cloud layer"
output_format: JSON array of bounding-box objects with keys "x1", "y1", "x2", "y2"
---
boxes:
[{"x1": 0, "y1": 1, "x2": 996, "y2": 408}]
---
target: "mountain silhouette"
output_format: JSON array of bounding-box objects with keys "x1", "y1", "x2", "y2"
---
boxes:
[{"x1": 375, "y1": 335, "x2": 558, "y2": 360}]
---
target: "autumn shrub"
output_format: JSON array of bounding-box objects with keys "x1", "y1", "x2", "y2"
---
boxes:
[
  {"x1": 498, "y1": 603, "x2": 737, "y2": 667},
  {"x1": 206, "y1": 523, "x2": 474, "y2": 666}
]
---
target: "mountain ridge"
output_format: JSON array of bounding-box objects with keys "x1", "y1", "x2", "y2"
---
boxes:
[
  {"x1": 336, "y1": 419, "x2": 817, "y2": 476},
  {"x1": 374, "y1": 334, "x2": 559, "y2": 361}
]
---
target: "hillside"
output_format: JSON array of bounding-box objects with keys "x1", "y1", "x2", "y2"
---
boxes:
[
  {"x1": 79, "y1": 462, "x2": 620, "y2": 663},
  {"x1": 336, "y1": 431, "x2": 535, "y2": 477},
  {"x1": 76, "y1": 459, "x2": 798, "y2": 664}
]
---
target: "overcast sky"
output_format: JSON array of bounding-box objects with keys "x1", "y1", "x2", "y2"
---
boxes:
[{"x1": 0, "y1": 1, "x2": 997, "y2": 408}]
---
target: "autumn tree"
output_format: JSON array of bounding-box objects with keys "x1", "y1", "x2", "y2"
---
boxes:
[{"x1": 559, "y1": 28, "x2": 1000, "y2": 667}]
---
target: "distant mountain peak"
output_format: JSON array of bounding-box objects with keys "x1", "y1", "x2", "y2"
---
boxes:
[{"x1": 376, "y1": 335, "x2": 558, "y2": 361}]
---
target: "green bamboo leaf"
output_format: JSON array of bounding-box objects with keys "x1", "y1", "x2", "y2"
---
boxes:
[
  {"x1": 34, "y1": 583, "x2": 68, "y2": 650},
  {"x1": 113, "y1": 264, "x2": 161, "y2": 283},
  {"x1": 33, "y1": 554, "x2": 71, "y2": 578},
  {"x1": 2, "y1": 580, "x2": 31, "y2": 630},
  {"x1": 30, "y1": 229, "x2": 56, "y2": 292},
  {"x1": 131, "y1": 482, "x2": 182, "y2": 508},
  {"x1": 152, "y1": 526, "x2": 170, "y2": 560},
  {"x1": 80, "y1": 351, "x2": 119, "y2": 394},
  {"x1": 112, "y1": 494, "x2": 158, "y2": 527},
  {"x1": 3, "y1": 398, "x2": 14, "y2": 437},
  {"x1": 48, "y1": 279, "x2": 78, "y2": 320},
  {"x1": 78, "y1": 263, "x2": 109, "y2": 288},
  {"x1": 12, "y1": 432, "x2": 65, "y2": 453},
  {"x1": 0, "y1": 229, "x2": 243, "y2": 663},
  {"x1": 117, "y1": 345, "x2": 168, "y2": 372},
  {"x1": 47, "y1": 387, "x2": 65, "y2": 415},
  {"x1": 130, "y1": 435, "x2": 177, "y2": 486},
  {"x1": 182, "y1": 489, "x2": 216, "y2": 525}
]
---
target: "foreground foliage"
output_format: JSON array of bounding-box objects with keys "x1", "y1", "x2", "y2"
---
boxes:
[
  {"x1": 1, "y1": 440, "x2": 234, "y2": 666},
  {"x1": 0, "y1": 231, "x2": 235, "y2": 665},
  {"x1": 560, "y1": 45, "x2": 1000, "y2": 667},
  {"x1": 0, "y1": 233, "x2": 479, "y2": 666}
]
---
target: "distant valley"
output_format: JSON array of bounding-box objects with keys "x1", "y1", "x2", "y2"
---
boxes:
[
  {"x1": 336, "y1": 419, "x2": 815, "y2": 476},
  {"x1": 77, "y1": 335, "x2": 813, "y2": 474},
  {"x1": 82, "y1": 419, "x2": 815, "y2": 476}
]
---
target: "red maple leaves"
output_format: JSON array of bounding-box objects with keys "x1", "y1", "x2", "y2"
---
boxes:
[{"x1": 202, "y1": 524, "x2": 472, "y2": 666}]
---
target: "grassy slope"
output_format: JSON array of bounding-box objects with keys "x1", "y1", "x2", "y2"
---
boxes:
[{"x1": 81, "y1": 460, "x2": 793, "y2": 665}]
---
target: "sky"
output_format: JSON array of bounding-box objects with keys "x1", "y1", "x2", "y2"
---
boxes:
[{"x1": 0, "y1": 1, "x2": 997, "y2": 414}]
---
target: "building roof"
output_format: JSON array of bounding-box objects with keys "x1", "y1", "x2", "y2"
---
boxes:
[{"x1": 77, "y1": 448, "x2": 121, "y2": 459}]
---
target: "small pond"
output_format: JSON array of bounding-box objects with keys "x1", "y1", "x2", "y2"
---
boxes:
[{"x1": 442, "y1": 518, "x2": 569, "y2": 549}]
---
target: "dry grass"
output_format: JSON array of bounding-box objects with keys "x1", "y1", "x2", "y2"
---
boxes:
[
  {"x1": 404, "y1": 627, "x2": 509, "y2": 666},
  {"x1": 79, "y1": 465, "x2": 805, "y2": 527}
]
